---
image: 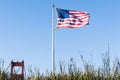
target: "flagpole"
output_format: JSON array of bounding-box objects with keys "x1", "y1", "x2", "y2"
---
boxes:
[{"x1": 52, "y1": 3, "x2": 55, "y2": 73}]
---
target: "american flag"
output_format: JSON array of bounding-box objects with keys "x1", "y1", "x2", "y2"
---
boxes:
[{"x1": 56, "y1": 8, "x2": 90, "y2": 28}]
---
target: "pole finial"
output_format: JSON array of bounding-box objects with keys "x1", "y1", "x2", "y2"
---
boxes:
[{"x1": 52, "y1": 3, "x2": 54, "y2": 8}]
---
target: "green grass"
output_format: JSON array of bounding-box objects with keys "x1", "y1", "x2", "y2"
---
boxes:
[{"x1": 1, "y1": 50, "x2": 120, "y2": 80}]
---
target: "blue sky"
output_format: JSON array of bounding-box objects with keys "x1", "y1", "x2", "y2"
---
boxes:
[{"x1": 0, "y1": 0, "x2": 120, "y2": 73}]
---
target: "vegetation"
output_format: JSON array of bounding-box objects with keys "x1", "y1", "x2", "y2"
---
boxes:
[{"x1": 1, "y1": 50, "x2": 120, "y2": 80}]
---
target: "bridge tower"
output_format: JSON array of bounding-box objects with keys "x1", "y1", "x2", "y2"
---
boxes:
[{"x1": 11, "y1": 60, "x2": 24, "y2": 80}]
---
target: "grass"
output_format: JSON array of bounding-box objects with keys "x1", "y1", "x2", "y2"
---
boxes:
[{"x1": 1, "y1": 49, "x2": 120, "y2": 80}]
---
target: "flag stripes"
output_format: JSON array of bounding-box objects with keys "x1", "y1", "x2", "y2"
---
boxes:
[{"x1": 56, "y1": 8, "x2": 90, "y2": 28}]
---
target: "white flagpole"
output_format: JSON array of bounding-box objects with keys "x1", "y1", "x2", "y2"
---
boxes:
[{"x1": 52, "y1": 4, "x2": 55, "y2": 73}]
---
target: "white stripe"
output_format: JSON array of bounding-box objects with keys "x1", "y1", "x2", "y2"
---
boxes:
[
  {"x1": 58, "y1": 17, "x2": 89, "y2": 21},
  {"x1": 69, "y1": 11, "x2": 87, "y2": 14}
]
